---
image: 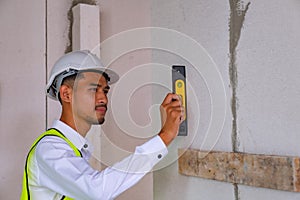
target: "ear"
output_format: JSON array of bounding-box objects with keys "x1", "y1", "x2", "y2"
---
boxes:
[{"x1": 59, "y1": 85, "x2": 72, "y2": 103}]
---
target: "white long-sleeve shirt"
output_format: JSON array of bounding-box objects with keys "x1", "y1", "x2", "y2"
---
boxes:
[{"x1": 27, "y1": 120, "x2": 168, "y2": 200}]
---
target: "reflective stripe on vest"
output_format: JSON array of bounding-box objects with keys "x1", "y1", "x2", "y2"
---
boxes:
[{"x1": 21, "y1": 128, "x2": 82, "y2": 200}]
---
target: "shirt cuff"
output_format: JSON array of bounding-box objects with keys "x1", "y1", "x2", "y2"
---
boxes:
[{"x1": 135, "y1": 135, "x2": 168, "y2": 162}]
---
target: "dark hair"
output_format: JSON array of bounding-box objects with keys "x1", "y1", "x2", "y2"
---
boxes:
[{"x1": 57, "y1": 71, "x2": 110, "y2": 104}]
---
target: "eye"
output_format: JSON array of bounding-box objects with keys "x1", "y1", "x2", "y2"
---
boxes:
[
  {"x1": 104, "y1": 89, "x2": 109, "y2": 95},
  {"x1": 90, "y1": 88, "x2": 97, "y2": 92}
]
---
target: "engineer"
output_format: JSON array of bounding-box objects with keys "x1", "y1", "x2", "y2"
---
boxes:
[{"x1": 21, "y1": 50, "x2": 183, "y2": 200}]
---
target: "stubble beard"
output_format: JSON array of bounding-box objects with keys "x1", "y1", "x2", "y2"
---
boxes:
[
  {"x1": 85, "y1": 114, "x2": 105, "y2": 125},
  {"x1": 97, "y1": 117, "x2": 105, "y2": 125}
]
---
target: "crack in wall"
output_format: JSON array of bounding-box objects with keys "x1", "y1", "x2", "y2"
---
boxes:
[
  {"x1": 229, "y1": 0, "x2": 250, "y2": 154},
  {"x1": 65, "y1": 0, "x2": 97, "y2": 53},
  {"x1": 229, "y1": 0, "x2": 250, "y2": 199},
  {"x1": 233, "y1": 183, "x2": 240, "y2": 200}
]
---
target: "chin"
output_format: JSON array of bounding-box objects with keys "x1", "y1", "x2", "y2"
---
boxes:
[{"x1": 98, "y1": 118, "x2": 105, "y2": 125}]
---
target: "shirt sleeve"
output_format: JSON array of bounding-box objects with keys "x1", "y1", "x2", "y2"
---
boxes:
[{"x1": 35, "y1": 135, "x2": 168, "y2": 200}]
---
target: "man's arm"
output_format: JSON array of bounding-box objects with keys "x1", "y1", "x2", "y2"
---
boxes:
[
  {"x1": 35, "y1": 135, "x2": 167, "y2": 200},
  {"x1": 34, "y1": 93, "x2": 182, "y2": 199}
]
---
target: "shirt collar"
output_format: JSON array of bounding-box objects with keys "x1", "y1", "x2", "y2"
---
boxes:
[{"x1": 51, "y1": 120, "x2": 92, "y2": 152}]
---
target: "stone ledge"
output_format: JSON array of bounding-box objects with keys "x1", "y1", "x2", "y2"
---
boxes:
[{"x1": 178, "y1": 149, "x2": 300, "y2": 192}]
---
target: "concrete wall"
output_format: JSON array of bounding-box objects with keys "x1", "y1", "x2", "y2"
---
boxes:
[
  {"x1": 151, "y1": 0, "x2": 234, "y2": 199},
  {"x1": 236, "y1": 1, "x2": 300, "y2": 199},
  {"x1": 152, "y1": 0, "x2": 300, "y2": 200}
]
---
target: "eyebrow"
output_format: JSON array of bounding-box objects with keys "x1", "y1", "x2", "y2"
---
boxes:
[{"x1": 89, "y1": 83, "x2": 110, "y2": 90}]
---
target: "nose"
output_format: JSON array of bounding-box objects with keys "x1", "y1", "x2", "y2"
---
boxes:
[{"x1": 95, "y1": 90, "x2": 108, "y2": 105}]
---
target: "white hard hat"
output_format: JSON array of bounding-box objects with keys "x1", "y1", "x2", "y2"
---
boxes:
[{"x1": 46, "y1": 50, "x2": 119, "y2": 100}]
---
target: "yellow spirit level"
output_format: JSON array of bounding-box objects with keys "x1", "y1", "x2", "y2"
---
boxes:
[{"x1": 172, "y1": 65, "x2": 187, "y2": 136}]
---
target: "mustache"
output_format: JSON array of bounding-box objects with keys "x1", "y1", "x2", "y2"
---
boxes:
[{"x1": 95, "y1": 104, "x2": 107, "y2": 110}]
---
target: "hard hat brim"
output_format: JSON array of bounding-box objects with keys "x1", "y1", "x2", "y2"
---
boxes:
[{"x1": 46, "y1": 66, "x2": 119, "y2": 100}]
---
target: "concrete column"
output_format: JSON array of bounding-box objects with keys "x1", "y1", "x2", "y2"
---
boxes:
[
  {"x1": 72, "y1": 4, "x2": 100, "y2": 56},
  {"x1": 72, "y1": 3, "x2": 103, "y2": 171}
]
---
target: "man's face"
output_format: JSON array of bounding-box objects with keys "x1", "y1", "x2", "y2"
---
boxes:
[{"x1": 72, "y1": 72, "x2": 110, "y2": 126}]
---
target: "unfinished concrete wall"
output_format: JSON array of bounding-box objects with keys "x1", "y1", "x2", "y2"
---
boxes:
[
  {"x1": 236, "y1": 1, "x2": 300, "y2": 199},
  {"x1": 151, "y1": 0, "x2": 234, "y2": 199},
  {"x1": 2, "y1": 0, "x2": 300, "y2": 199},
  {"x1": 152, "y1": 0, "x2": 300, "y2": 200}
]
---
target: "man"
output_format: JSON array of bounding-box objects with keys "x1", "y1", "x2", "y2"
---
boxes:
[{"x1": 21, "y1": 50, "x2": 183, "y2": 200}]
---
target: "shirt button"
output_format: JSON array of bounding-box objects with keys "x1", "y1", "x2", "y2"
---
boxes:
[
  {"x1": 83, "y1": 144, "x2": 88, "y2": 148},
  {"x1": 158, "y1": 154, "x2": 162, "y2": 159}
]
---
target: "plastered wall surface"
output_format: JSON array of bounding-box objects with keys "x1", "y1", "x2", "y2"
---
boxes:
[
  {"x1": 236, "y1": 1, "x2": 300, "y2": 199},
  {"x1": 151, "y1": 0, "x2": 234, "y2": 199},
  {"x1": 46, "y1": 0, "x2": 73, "y2": 128},
  {"x1": 1, "y1": 0, "x2": 154, "y2": 199},
  {"x1": 237, "y1": 0, "x2": 300, "y2": 157},
  {"x1": 0, "y1": 0, "x2": 46, "y2": 199},
  {"x1": 98, "y1": 1, "x2": 154, "y2": 200},
  {"x1": 152, "y1": 0, "x2": 300, "y2": 200}
]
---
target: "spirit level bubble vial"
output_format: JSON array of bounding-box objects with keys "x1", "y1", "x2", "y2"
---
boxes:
[{"x1": 172, "y1": 65, "x2": 188, "y2": 136}]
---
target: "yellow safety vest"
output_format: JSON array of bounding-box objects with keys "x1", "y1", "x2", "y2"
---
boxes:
[{"x1": 21, "y1": 128, "x2": 82, "y2": 200}]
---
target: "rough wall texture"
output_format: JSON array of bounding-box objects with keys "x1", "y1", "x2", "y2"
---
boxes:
[
  {"x1": 236, "y1": 1, "x2": 300, "y2": 199},
  {"x1": 152, "y1": 0, "x2": 300, "y2": 200},
  {"x1": 152, "y1": 1, "x2": 233, "y2": 199}
]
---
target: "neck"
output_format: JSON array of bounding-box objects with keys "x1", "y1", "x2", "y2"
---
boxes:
[{"x1": 60, "y1": 108, "x2": 91, "y2": 138}]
